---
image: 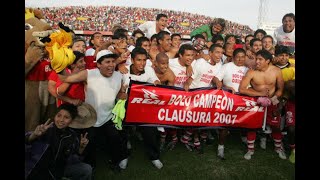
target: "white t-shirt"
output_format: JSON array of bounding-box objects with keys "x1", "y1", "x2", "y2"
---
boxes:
[
  {"x1": 189, "y1": 58, "x2": 221, "y2": 89},
  {"x1": 169, "y1": 58, "x2": 196, "y2": 88},
  {"x1": 122, "y1": 65, "x2": 159, "y2": 87},
  {"x1": 138, "y1": 21, "x2": 171, "y2": 39},
  {"x1": 85, "y1": 69, "x2": 122, "y2": 127},
  {"x1": 215, "y1": 62, "x2": 248, "y2": 92},
  {"x1": 273, "y1": 26, "x2": 295, "y2": 54}
]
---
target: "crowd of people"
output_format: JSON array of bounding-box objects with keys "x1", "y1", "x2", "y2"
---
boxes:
[
  {"x1": 25, "y1": 7, "x2": 295, "y2": 179},
  {"x1": 40, "y1": 6, "x2": 253, "y2": 36}
]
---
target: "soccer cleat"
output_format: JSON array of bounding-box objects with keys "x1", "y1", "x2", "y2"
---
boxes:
[
  {"x1": 217, "y1": 147, "x2": 225, "y2": 159},
  {"x1": 289, "y1": 149, "x2": 295, "y2": 164},
  {"x1": 119, "y1": 158, "x2": 128, "y2": 169},
  {"x1": 244, "y1": 150, "x2": 254, "y2": 160},
  {"x1": 275, "y1": 148, "x2": 287, "y2": 159},
  {"x1": 260, "y1": 137, "x2": 267, "y2": 150},
  {"x1": 151, "y1": 159, "x2": 163, "y2": 169}
]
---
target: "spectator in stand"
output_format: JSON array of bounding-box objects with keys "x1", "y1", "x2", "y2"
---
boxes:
[
  {"x1": 138, "y1": 13, "x2": 171, "y2": 39},
  {"x1": 190, "y1": 18, "x2": 226, "y2": 42},
  {"x1": 273, "y1": 13, "x2": 295, "y2": 56}
]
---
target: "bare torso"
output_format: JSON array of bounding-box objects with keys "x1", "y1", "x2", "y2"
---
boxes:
[{"x1": 250, "y1": 65, "x2": 280, "y2": 97}]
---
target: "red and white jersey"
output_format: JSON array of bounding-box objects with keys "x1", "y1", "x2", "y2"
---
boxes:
[
  {"x1": 216, "y1": 62, "x2": 248, "y2": 92},
  {"x1": 169, "y1": 58, "x2": 195, "y2": 88},
  {"x1": 274, "y1": 26, "x2": 295, "y2": 54},
  {"x1": 189, "y1": 58, "x2": 222, "y2": 89},
  {"x1": 84, "y1": 48, "x2": 97, "y2": 69}
]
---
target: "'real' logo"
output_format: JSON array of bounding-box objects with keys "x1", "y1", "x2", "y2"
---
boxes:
[
  {"x1": 130, "y1": 88, "x2": 166, "y2": 105},
  {"x1": 235, "y1": 98, "x2": 263, "y2": 112},
  {"x1": 242, "y1": 98, "x2": 257, "y2": 106}
]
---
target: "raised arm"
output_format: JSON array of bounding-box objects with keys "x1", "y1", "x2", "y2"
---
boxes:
[{"x1": 59, "y1": 69, "x2": 88, "y2": 84}]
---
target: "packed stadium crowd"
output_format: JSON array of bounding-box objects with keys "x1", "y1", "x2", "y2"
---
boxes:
[{"x1": 40, "y1": 6, "x2": 253, "y2": 36}]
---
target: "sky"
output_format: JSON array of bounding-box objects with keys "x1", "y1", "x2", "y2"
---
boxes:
[{"x1": 25, "y1": 0, "x2": 295, "y2": 30}]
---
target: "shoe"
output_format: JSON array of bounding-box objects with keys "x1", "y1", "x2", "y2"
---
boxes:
[
  {"x1": 217, "y1": 147, "x2": 225, "y2": 160},
  {"x1": 289, "y1": 149, "x2": 295, "y2": 164},
  {"x1": 151, "y1": 159, "x2": 163, "y2": 169},
  {"x1": 244, "y1": 150, "x2": 254, "y2": 160},
  {"x1": 119, "y1": 158, "x2": 128, "y2": 169},
  {"x1": 275, "y1": 148, "x2": 287, "y2": 159},
  {"x1": 260, "y1": 137, "x2": 267, "y2": 150}
]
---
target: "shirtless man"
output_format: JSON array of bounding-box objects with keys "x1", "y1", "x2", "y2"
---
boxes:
[
  {"x1": 153, "y1": 52, "x2": 176, "y2": 150},
  {"x1": 239, "y1": 49, "x2": 285, "y2": 160},
  {"x1": 154, "y1": 52, "x2": 175, "y2": 86}
]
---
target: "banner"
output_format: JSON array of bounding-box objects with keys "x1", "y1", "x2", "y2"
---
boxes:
[{"x1": 125, "y1": 81, "x2": 266, "y2": 129}]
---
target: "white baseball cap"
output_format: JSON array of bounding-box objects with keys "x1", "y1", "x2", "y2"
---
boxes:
[{"x1": 95, "y1": 50, "x2": 118, "y2": 62}]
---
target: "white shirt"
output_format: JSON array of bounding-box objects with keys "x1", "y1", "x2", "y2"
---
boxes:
[
  {"x1": 138, "y1": 21, "x2": 171, "y2": 39},
  {"x1": 216, "y1": 62, "x2": 248, "y2": 92},
  {"x1": 85, "y1": 69, "x2": 122, "y2": 127},
  {"x1": 274, "y1": 26, "x2": 295, "y2": 54},
  {"x1": 169, "y1": 58, "x2": 196, "y2": 88},
  {"x1": 190, "y1": 58, "x2": 221, "y2": 89}
]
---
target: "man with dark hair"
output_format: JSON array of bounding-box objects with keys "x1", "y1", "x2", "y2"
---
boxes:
[
  {"x1": 190, "y1": 18, "x2": 226, "y2": 42},
  {"x1": 138, "y1": 13, "x2": 171, "y2": 39},
  {"x1": 239, "y1": 49, "x2": 284, "y2": 160},
  {"x1": 274, "y1": 13, "x2": 295, "y2": 55}
]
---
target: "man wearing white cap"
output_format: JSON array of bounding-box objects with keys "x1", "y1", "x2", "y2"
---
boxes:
[{"x1": 59, "y1": 49, "x2": 129, "y2": 171}]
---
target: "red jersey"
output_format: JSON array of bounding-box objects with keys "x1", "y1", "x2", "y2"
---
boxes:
[
  {"x1": 56, "y1": 69, "x2": 85, "y2": 106},
  {"x1": 26, "y1": 58, "x2": 52, "y2": 81}
]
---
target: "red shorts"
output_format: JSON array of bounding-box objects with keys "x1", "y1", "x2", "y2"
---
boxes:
[
  {"x1": 266, "y1": 104, "x2": 281, "y2": 128},
  {"x1": 285, "y1": 101, "x2": 295, "y2": 126}
]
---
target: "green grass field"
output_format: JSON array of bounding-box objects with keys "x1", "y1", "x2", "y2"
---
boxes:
[{"x1": 94, "y1": 130, "x2": 295, "y2": 180}]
